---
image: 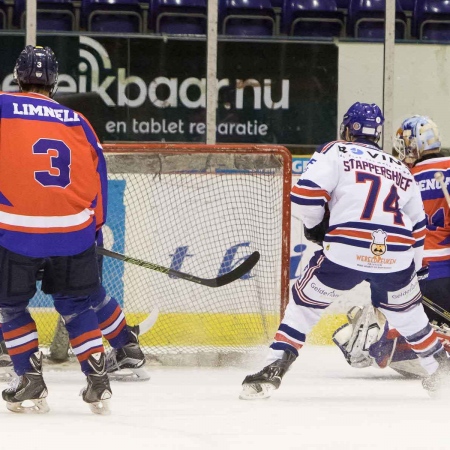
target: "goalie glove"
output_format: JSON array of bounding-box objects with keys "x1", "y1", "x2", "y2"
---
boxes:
[{"x1": 303, "y1": 211, "x2": 330, "y2": 246}]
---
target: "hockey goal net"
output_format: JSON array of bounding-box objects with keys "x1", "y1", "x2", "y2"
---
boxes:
[{"x1": 30, "y1": 143, "x2": 291, "y2": 365}]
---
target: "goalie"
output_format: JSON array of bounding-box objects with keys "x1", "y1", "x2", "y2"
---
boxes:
[{"x1": 332, "y1": 304, "x2": 450, "y2": 378}]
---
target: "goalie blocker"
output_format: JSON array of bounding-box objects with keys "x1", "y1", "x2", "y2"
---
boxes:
[{"x1": 333, "y1": 304, "x2": 450, "y2": 378}]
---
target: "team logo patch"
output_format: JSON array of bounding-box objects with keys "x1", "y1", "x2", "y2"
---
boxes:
[
  {"x1": 353, "y1": 122, "x2": 361, "y2": 130},
  {"x1": 371, "y1": 229, "x2": 387, "y2": 256}
]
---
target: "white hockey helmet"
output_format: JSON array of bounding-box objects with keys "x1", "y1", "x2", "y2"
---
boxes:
[{"x1": 394, "y1": 115, "x2": 441, "y2": 166}]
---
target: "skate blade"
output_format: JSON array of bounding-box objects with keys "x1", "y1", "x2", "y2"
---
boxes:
[
  {"x1": 108, "y1": 367, "x2": 150, "y2": 382},
  {"x1": 6, "y1": 398, "x2": 50, "y2": 414},
  {"x1": 239, "y1": 383, "x2": 275, "y2": 400},
  {"x1": 88, "y1": 399, "x2": 111, "y2": 415}
]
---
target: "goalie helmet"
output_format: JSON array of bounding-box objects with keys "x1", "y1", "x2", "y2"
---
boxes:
[
  {"x1": 394, "y1": 115, "x2": 441, "y2": 167},
  {"x1": 340, "y1": 102, "x2": 384, "y2": 142},
  {"x1": 13, "y1": 45, "x2": 58, "y2": 97}
]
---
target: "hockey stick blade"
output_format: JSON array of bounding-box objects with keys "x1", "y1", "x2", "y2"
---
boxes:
[
  {"x1": 137, "y1": 306, "x2": 160, "y2": 336},
  {"x1": 422, "y1": 295, "x2": 450, "y2": 323},
  {"x1": 97, "y1": 247, "x2": 260, "y2": 288},
  {"x1": 213, "y1": 251, "x2": 260, "y2": 287}
]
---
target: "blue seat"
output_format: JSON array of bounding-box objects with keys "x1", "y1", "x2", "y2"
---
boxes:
[
  {"x1": 399, "y1": 0, "x2": 415, "y2": 12},
  {"x1": 0, "y1": 0, "x2": 13, "y2": 29},
  {"x1": 15, "y1": 0, "x2": 79, "y2": 30},
  {"x1": 82, "y1": 0, "x2": 146, "y2": 33},
  {"x1": 415, "y1": 0, "x2": 450, "y2": 41},
  {"x1": 219, "y1": 0, "x2": 276, "y2": 36},
  {"x1": 335, "y1": 0, "x2": 350, "y2": 8},
  {"x1": 151, "y1": 0, "x2": 207, "y2": 35},
  {"x1": 270, "y1": 0, "x2": 283, "y2": 8},
  {"x1": 348, "y1": 0, "x2": 407, "y2": 40},
  {"x1": 282, "y1": 0, "x2": 345, "y2": 37}
]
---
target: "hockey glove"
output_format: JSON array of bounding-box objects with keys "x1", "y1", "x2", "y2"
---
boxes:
[{"x1": 303, "y1": 214, "x2": 330, "y2": 246}]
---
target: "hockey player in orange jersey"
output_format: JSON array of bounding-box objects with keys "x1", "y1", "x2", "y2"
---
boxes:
[{"x1": 0, "y1": 46, "x2": 146, "y2": 415}]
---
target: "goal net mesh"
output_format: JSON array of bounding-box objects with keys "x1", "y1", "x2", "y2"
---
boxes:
[{"x1": 30, "y1": 144, "x2": 291, "y2": 364}]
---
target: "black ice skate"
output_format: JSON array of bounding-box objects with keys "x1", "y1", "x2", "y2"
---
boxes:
[
  {"x1": 2, "y1": 351, "x2": 49, "y2": 414},
  {"x1": 422, "y1": 349, "x2": 450, "y2": 398},
  {"x1": 81, "y1": 352, "x2": 112, "y2": 415},
  {"x1": 0, "y1": 340, "x2": 13, "y2": 381},
  {"x1": 239, "y1": 351, "x2": 297, "y2": 400},
  {"x1": 106, "y1": 326, "x2": 149, "y2": 382}
]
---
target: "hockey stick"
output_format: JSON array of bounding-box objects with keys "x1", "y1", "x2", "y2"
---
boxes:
[
  {"x1": 422, "y1": 295, "x2": 450, "y2": 323},
  {"x1": 97, "y1": 247, "x2": 260, "y2": 287},
  {"x1": 434, "y1": 171, "x2": 450, "y2": 208},
  {"x1": 135, "y1": 306, "x2": 159, "y2": 336}
]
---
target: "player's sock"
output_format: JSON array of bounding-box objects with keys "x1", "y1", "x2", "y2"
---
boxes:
[
  {"x1": 0, "y1": 325, "x2": 13, "y2": 379},
  {"x1": 91, "y1": 287, "x2": 130, "y2": 349},
  {"x1": 2, "y1": 313, "x2": 38, "y2": 375},
  {"x1": 91, "y1": 289, "x2": 148, "y2": 380}
]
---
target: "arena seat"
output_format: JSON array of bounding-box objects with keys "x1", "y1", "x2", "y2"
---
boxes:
[
  {"x1": 335, "y1": 0, "x2": 350, "y2": 8},
  {"x1": 0, "y1": 0, "x2": 8, "y2": 29},
  {"x1": 282, "y1": 0, "x2": 345, "y2": 37},
  {"x1": 348, "y1": 0, "x2": 407, "y2": 40},
  {"x1": 151, "y1": 0, "x2": 207, "y2": 35},
  {"x1": 415, "y1": 0, "x2": 450, "y2": 41},
  {"x1": 219, "y1": 0, "x2": 276, "y2": 36},
  {"x1": 15, "y1": 0, "x2": 79, "y2": 31},
  {"x1": 398, "y1": 0, "x2": 415, "y2": 12},
  {"x1": 82, "y1": 0, "x2": 146, "y2": 33},
  {"x1": 270, "y1": 0, "x2": 283, "y2": 7}
]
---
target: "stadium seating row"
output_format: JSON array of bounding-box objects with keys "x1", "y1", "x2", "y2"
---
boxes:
[{"x1": 1, "y1": 0, "x2": 450, "y2": 42}]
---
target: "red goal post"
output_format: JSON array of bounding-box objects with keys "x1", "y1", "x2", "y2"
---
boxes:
[{"x1": 34, "y1": 143, "x2": 292, "y2": 365}]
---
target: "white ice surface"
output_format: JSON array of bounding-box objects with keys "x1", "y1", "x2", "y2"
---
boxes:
[{"x1": 1, "y1": 345, "x2": 448, "y2": 450}]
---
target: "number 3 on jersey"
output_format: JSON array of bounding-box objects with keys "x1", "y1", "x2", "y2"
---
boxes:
[
  {"x1": 356, "y1": 171, "x2": 404, "y2": 225},
  {"x1": 33, "y1": 138, "x2": 71, "y2": 188}
]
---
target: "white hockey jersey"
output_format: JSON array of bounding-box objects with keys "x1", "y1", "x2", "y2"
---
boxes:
[{"x1": 291, "y1": 139, "x2": 426, "y2": 273}]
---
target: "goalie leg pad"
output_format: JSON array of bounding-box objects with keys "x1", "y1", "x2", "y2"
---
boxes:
[{"x1": 332, "y1": 305, "x2": 383, "y2": 368}]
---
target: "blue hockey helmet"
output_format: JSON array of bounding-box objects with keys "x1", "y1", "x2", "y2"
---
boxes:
[
  {"x1": 13, "y1": 45, "x2": 58, "y2": 97},
  {"x1": 340, "y1": 102, "x2": 384, "y2": 142},
  {"x1": 394, "y1": 115, "x2": 441, "y2": 166}
]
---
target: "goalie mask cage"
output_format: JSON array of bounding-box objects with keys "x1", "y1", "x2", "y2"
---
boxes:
[{"x1": 31, "y1": 143, "x2": 291, "y2": 366}]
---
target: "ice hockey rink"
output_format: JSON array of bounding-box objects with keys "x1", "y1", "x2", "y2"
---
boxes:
[{"x1": 1, "y1": 345, "x2": 448, "y2": 450}]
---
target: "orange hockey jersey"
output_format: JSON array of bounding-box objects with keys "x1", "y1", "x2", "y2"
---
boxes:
[
  {"x1": 0, "y1": 92, "x2": 107, "y2": 257},
  {"x1": 411, "y1": 156, "x2": 450, "y2": 280}
]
